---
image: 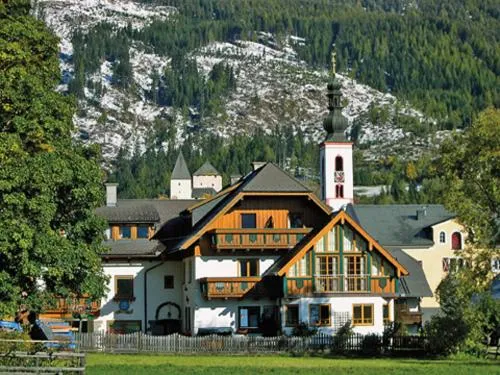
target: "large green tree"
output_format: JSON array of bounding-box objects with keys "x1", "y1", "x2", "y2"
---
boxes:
[
  {"x1": 439, "y1": 107, "x2": 500, "y2": 287},
  {"x1": 0, "y1": 1, "x2": 107, "y2": 317}
]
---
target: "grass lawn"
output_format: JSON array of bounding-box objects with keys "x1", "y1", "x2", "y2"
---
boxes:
[{"x1": 86, "y1": 353, "x2": 500, "y2": 374}]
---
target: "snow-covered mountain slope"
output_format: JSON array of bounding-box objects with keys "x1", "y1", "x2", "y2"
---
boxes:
[{"x1": 34, "y1": 0, "x2": 448, "y2": 162}]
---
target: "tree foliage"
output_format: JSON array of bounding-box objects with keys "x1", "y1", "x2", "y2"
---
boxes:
[{"x1": 0, "y1": 1, "x2": 108, "y2": 317}]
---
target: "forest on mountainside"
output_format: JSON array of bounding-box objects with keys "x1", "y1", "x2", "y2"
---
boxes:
[{"x1": 71, "y1": 0, "x2": 499, "y2": 127}]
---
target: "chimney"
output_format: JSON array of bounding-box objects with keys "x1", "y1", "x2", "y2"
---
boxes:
[
  {"x1": 251, "y1": 162, "x2": 266, "y2": 171},
  {"x1": 230, "y1": 174, "x2": 242, "y2": 185},
  {"x1": 105, "y1": 183, "x2": 118, "y2": 207},
  {"x1": 416, "y1": 206, "x2": 427, "y2": 220}
]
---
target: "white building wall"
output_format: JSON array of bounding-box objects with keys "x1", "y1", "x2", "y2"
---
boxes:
[
  {"x1": 170, "y1": 178, "x2": 192, "y2": 200},
  {"x1": 320, "y1": 142, "x2": 354, "y2": 211},
  {"x1": 195, "y1": 256, "x2": 279, "y2": 279},
  {"x1": 282, "y1": 296, "x2": 391, "y2": 336},
  {"x1": 193, "y1": 175, "x2": 223, "y2": 192},
  {"x1": 95, "y1": 261, "x2": 184, "y2": 333}
]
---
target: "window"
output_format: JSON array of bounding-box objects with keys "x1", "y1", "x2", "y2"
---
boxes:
[
  {"x1": 239, "y1": 306, "x2": 260, "y2": 329},
  {"x1": 451, "y1": 232, "x2": 462, "y2": 250},
  {"x1": 108, "y1": 320, "x2": 141, "y2": 334},
  {"x1": 442, "y1": 257, "x2": 467, "y2": 272},
  {"x1": 115, "y1": 276, "x2": 134, "y2": 299},
  {"x1": 119, "y1": 226, "x2": 131, "y2": 239},
  {"x1": 353, "y1": 304, "x2": 373, "y2": 326},
  {"x1": 315, "y1": 255, "x2": 339, "y2": 292},
  {"x1": 310, "y1": 304, "x2": 331, "y2": 326},
  {"x1": 241, "y1": 213, "x2": 257, "y2": 228},
  {"x1": 335, "y1": 156, "x2": 343, "y2": 171},
  {"x1": 286, "y1": 305, "x2": 299, "y2": 326},
  {"x1": 383, "y1": 304, "x2": 390, "y2": 325},
  {"x1": 137, "y1": 225, "x2": 149, "y2": 239},
  {"x1": 164, "y1": 275, "x2": 174, "y2": 289},
  {"x1": 343, "y1": 226, "x2": 353, "y2": 251},
  {"x1": 335, "y1": 184, "x2": 344, "y2": 198},
  {"x1": 345, "y1": 255, "x2": 367, "y2": 291},
  {"x1": 289, "y1": 213, "x2": 304, "y2": 228},
  {"x1": 492, "y1": 259, "x2": 500, "y2": 273},
  {"x1": 439, "y1": 231, "x2": 446, "y2": 243},
  {"x1": 288, "y1": 252, "x2": 311, "y2": 277},
  {"x1": 239, "y1": 259, "x2": 259, "y2": 277}
]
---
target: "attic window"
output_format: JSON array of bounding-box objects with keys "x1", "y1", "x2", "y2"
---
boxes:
[
  {"x1": 137, "y1": 226, "x2": 149, "y2": 239},
  {"x1": 241, "y1": 213, "x2": 256, "y2": 229},
  {"x1": 119, "y1": 226, "x2": 131, "y2": 239}
]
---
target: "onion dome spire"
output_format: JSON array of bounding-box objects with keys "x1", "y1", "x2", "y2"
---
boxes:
[{"x1": 323, "y1": 50, "x2": 349, "y2": 142}]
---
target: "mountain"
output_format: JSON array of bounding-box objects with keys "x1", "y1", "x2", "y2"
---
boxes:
[{"x1": 33, "y1": 0, "x2": 498, "y2": 168}]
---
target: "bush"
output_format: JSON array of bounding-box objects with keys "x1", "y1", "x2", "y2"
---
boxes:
[
  {"x1": 292, "y1": 322, "x2": 317, "y2": 337},
  {"x1": 361, "y1": 333, "x2": 382, "y2": 356},
  {"x1": 423, "y1": 315, "x2": 468, "y2": 356},
  {"x1": 331, "y1": 321, "x2": 353, "y2": 354}
]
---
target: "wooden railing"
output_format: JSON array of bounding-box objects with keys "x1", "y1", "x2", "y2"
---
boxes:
[
  {"x1": 287, "y1": 275, "x2": 395, "y2": 296},
  {"x1": 209, "y1": 228, "x2": 311, "y2": 250},
  {"x1": 200, "y1": 277, "x2": 262, "y2": 299},
  {"x1": 395, "y1": 305, "x2": 423, "y2": 325},
  {"x1": 41, "y1": 297, "x2": 101, "y2": 318}
]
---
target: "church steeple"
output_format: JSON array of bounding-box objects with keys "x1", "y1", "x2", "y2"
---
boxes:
[
  {"x1": 323, "y1": 51, "x2": 349, "y2": 142},
  {"x1": 319, "y1": 50, "x2": 354, "y2": 210}
]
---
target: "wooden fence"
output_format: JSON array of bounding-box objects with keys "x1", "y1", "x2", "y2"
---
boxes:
[
  {"x1": 74, "y1": 332, "x2": 428, "y2": 354},
  {"x1": 0, "y1": 351, "x2": 85, "y2": 374}
]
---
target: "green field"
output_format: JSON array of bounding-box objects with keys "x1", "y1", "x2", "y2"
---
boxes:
[{"x1": 86, "y1": 354, "x2": 500, "y2": 374}]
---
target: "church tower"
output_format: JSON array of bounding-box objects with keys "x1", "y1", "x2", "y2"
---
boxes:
[
  {"x1": 170, "y1": 151, "x2": 192, "y2": 199},
  {"x1": 320, "y1": 54, "x2": 353, "y2": 210}
]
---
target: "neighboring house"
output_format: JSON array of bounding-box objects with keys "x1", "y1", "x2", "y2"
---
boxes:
[
  {"x1": 170, "y1": 153, "x2": 222, "y2": 200},
  {"x1": 348, "y1": 204, "x2": 467, "y2": 321}
]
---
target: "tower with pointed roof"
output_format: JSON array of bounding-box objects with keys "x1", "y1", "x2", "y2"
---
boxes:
[
  {"x1": 320, "y1": 52, "x2": 354, "y2": 210},
  {"x1": 170, "y1": 151, "x2": 192, "y2": 199}
]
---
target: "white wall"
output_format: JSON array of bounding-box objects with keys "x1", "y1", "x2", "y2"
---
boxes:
[
  {"x1": 282, "y1": 296, "x2": 392, "y2": 336},
  {"x1": 170, "y1": 178, "x2": 192, "y2": 200},
  {"x1": 320, "y1": 142, "x2": 354, "y2": 211},
  {"x1": 193, "y1": 175, "x2": 223, "y2": 192},
  {"x1": 195, "y1": 256, "x2": 279, "y2": 279},
  {"x1": 95, "y1": 261, "x2": 184, "y2": 333}
]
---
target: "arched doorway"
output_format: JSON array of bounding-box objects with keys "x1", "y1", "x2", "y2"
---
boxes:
[{"x1": 149, "y1": 302, "x2": 182, "y2": 335}]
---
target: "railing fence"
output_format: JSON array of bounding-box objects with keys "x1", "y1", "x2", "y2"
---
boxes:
[{"x1": 74, "y1": 332, "x2": 428, "y2": 354}]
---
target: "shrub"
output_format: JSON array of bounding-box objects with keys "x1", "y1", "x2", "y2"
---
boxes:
[
  {"x1": 292, "y1": 322, "x2": 317, "y2": 337},
  {"x1": 361, "y1": 333, "x2": 382, "y2": 356},
  {"x1": 331, "y1": 320, "x2": 353, "y2": 354},
  {"x1": 423, "y1": 315, "x2": 468, "y2": 356}
]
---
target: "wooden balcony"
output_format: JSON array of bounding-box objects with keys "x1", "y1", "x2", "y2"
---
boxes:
[
  {"x1": 395, "y1": 305, "x2": 423, "y2": 325},
  {"x1": 209, "y1": 228, "x2": 311, "y2": 250},
  {"x1": 41, "y1": 297, "x2": 101, "y2": 319},
  {"x1": 200, "y1": 277, "x2": 281, "y2": 299},
  {"x1": 286, "y1": 275, "x2": 395, "y2": 296}
]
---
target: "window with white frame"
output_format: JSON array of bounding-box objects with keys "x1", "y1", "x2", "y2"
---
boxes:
[
  {"x1": 439, "y1": 231, "x2": 446, "y2": 243},
  {"x1": 492, "y1": 258, "x2": 500, "y2": 273}
]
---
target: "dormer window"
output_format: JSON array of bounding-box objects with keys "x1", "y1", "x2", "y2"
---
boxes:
[
  {"x1": 119, "y1": 226, "x2": 131, "y2": 239},
  {"x1": 451, "y1": 232, "x2": 462, "y2": 250},
  {"x1": 439, "y1": 231, "x2": 446, "y2": 243},
  {"x1": 137, "y1": 225, "x2": 149, "y2": 239},
  {"x1": 241, "y1": 213, "x2": 256, "y2": 229}
]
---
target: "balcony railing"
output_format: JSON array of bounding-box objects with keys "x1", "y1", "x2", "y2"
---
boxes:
[
  {"x1": 297, "y1": 275, "x2": 396, "y2": 295},
  {"x1": 200, "y1": 277, "x2": 282, "y2": 299},
  {"x1": 395, "y1": 305, "x2": 423, "y2": 325},
  {"x1": 42, "y1": 297, "x2": 101, "y2": 317},
  {"x1": 209, "y1": 228, "x2": 311, "y2": 250}
]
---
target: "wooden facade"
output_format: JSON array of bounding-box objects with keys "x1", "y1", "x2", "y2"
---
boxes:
[
  {"x1": 39, "y1": 297, "x2": 101, "y2": 320},
  {"x1": 200, "y1": 277, "x2": 281, "y2": 299},
  {"x1": 209, "y1": 228, "x2": 311, "y2": 250}
]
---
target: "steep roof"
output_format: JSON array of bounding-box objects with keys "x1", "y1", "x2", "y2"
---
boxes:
[
  {"x1": 390, "y1": 248, "x2": 433, "y2": 298},
  {"x1": 193, "y1": 161, "x2": 220, "y2": 176},
  {"x1": 241, "y1": 163, "x2": 311, "y2": 192},
  {"x1": 349, "y1": 204, "x2": 455, "y2": 247},
  {"x1": 171, "y1": 152, "x2": 191, "y2": 180}
]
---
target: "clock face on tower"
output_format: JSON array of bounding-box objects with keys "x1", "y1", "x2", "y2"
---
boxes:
[{"x1": 334, "y1": 171, "x2": 345, "y2": 183}]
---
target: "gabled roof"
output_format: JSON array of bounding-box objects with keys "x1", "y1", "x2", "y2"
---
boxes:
[
  {"x1": 348, "y1": 204, "x2": 455, "y2": 247},
  {"x1": 241, "y1": 163, "x2": 311, "y2": 192},
  {"x1": 171, "y1": 152, "x2": 191, "y2": 180},
  {"x1": 158, "y1": 162, "x2": 330, "y2": 253},
  {"x1": 193, "y1": 161, "x2": 220, "y2": 176},
  {"x1": 277, "y1": 210, "x2": 409, "y2": 277}
]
